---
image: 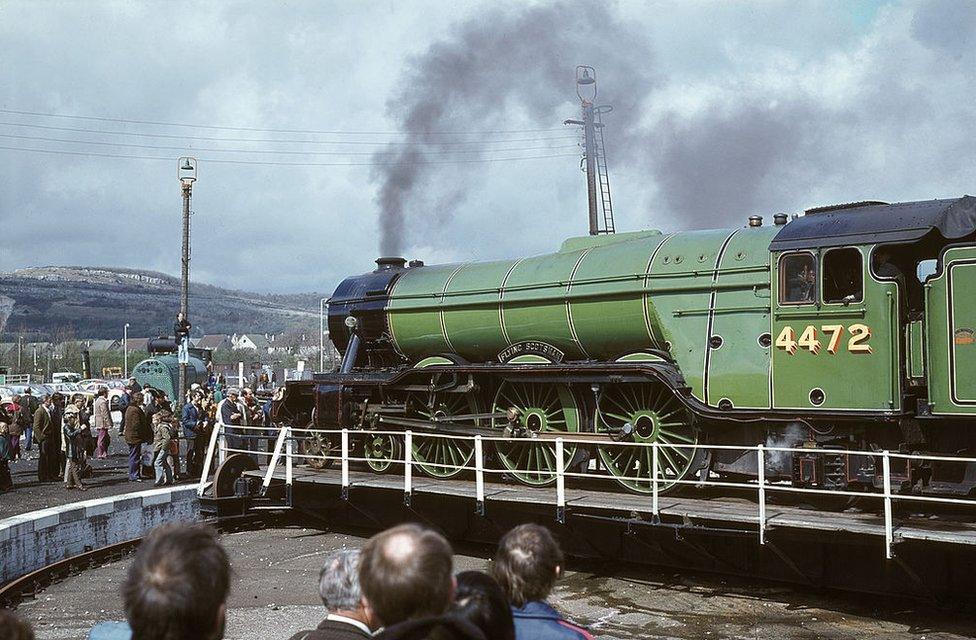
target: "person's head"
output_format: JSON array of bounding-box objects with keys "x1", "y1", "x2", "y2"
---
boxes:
[
  {"x1": 0, "y1": 609, "x2": 35, "y2": 640},
  {"x1": 74, "y1": 396, "x2": 85, "y2": 409},
  {"x1": 23, "y1": 387, "x2": 32, "y2": 396},
  {"x1": 132, "y1": 392, "x2": 144, "y2": 406},
  {"x1": 227, "y1": 388, "x2": 240, "y2": 400},
  {"x1": 359, "y1": 524, "x2": 454, "y2": 626},
  {"x1": 318, "y1": 549, "x2": 372, "y2": 625},
  {"x1": 41, "y1": 394, "x2": 52, "y2": 406},
  {"x1": 177, "y1": 312, "x2": 185, "y2": 321},
  {"x1": 491, "y1": 524, "x2": 564, "y2": 607},
  {"x1": 129, "y1": 377, "x2": 137, "y2": 385},
  {"x1": 97, "y1": 386, "x2": 108, "y2": 397},
  {"x1": 12, "y1": 394, "x2": 20, "y2": 404},
  {"x1": 450, "y1": 571, "x2": 515, "y2": 640},
  {"x1": 122, "y1": 523, "x2": 230, "y2": 640}
]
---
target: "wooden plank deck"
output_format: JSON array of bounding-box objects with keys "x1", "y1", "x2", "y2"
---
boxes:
[{"x1": 246, "y1": 467, "x2": 976, "y2": 547}]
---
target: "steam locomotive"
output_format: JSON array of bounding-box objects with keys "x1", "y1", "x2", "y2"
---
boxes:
[{"x1": 275, "y1": 196, "x2": 976, "y2": 498}]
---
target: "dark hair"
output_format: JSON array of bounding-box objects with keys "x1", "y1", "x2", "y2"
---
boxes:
[
  {"x1": 122, "y1": 523, "x2": 230, "y2": 640},
  {"x1": 491, "y1": 524, "x2": 563, "y2": 607},
  {"x1": 450, "y1": 571, "x2": 515, "y2": 640},
  {"x1": 359, "y1": 523, "x2": 454, "y2": 626},
  {"x1": 0, "y1": 610, "x2": 35, "y2": 640}
]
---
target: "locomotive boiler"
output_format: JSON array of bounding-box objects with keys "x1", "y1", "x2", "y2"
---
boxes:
[{"x1": 276, "y1": 196, "x2": 976, "y2": 499}]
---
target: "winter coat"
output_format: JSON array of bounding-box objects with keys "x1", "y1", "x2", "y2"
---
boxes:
[
  {"x1": 93, "y1": 396, "x2": 113, "y2": 430},
  {"x1": 33, "y1": 406, "x2": 54, "y2": 443},
  {"x1": 374, "y1": 615, "x2": 486, "y2": 640},
  {"x1": 152, "y1": 413, "x2": 175, "y2": 453},
  {"x1": 7, "y1": 407, "x2": 23, "y2": 437},
  {"x1": 62, "y1": 408, "x2": 84, "y2": 462},
  {"x1": 181, "y1": 403, "x2": 202, "y2": 439},
  {"x1": 123, "y1": 405, "x2": 149, "y2": 446},
  {"x1": 286, "y1": 617, "x2": 372, "y2": 640},
  {"x1": 511, "y1": 602, "x2": 593, "y2": 640}
]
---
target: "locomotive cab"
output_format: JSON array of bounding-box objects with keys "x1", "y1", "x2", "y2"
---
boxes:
[{"x1": 768, "y1": 196, "x2": 976, "y2": 417}]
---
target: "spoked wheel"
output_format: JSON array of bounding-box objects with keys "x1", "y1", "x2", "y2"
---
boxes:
[
  {"x1": 300, "y1": 430, "x2": 335, "y2": 470},
  {"x1": 491, "y1": 381, "x2": 579, "y2": 486},
  {"x1": 595, "y1": 383, "x2": 701, "y2": 494},
  {"x1": 407, "y1": 387, "x2": 480, "y2": 479},
  {"x1": 298, "y1": 411, "x2": 334, "y2": 470},
  {"x1": 363, "y1": 433, "x2": 402, "y2": 474}
]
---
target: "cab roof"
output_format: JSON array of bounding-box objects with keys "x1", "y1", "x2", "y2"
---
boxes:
[{"x1": 769, "y1": 196, "x2": 976, "y2": 251}]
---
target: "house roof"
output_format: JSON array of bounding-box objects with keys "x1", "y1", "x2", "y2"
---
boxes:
[
  {"x1": 86, "y1": 339, "x2": 120, "y2": 351},
  {"x1": 239, "y1": 333, "x2": 271, "y2": 349},
  {"x1": 124, "y1": 337, "x2": 151, "y2": 352},
  {"x1": 197, "y1": 334, "x2": 230, "y2": 350}
]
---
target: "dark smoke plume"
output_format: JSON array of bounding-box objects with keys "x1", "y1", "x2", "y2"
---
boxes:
[{"x1": 372, "y1": 2, "x2": 655, "y2": 256}]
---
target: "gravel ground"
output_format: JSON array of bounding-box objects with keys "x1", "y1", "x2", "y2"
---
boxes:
[{"x1": 17, "y1": 524, "x2": 976, "y2": 640}]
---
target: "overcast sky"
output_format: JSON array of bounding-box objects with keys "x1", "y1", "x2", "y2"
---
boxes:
[{"x1": 1, "y1": 0, "x2": 974, "y2": 293}]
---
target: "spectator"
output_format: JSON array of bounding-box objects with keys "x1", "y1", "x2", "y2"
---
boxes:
[
  {"x1": 62, "y1": 404, "x2": 86, "y2": 490},
  {"x1": 128, "y1": 377, "x2": 142, "y2": 393},
  {"x1": 218, "y1": 388, "x2": 243, "y2": 454},
  {"x1": 181, "y1": 392, "x2": 205, "y2": 477},
  {"x1": 288, "y1": 549, "x2": 373, "y2": 640},
  {"x1": 34, "y1": 394, "x2": 57, "y2": 482},
  {"x1": 117, "y1": 386, "x2": 131, "y2": 436},
  {"x1": 51, "y1": 393, "x2": 67, "y2": 479},
  {"x1": 151, "y1": 407, "x2": 176, "y2": 486},
  {"x1": 20, "y1": 387, "x2": 37, "y2": 454},
  {"x1": 491, "y1": 524, "x2": 592, "y2": 640},
  {"x1": 72, "y1": 395, "x2": 93, "y2": 476},
  {"x1": 450, "y1": 572, "x2": 515, "y2": 640},
  {"x1": 0, "y1": 421, "x2": 12, "y2": 491},
  {"x1": 93, "y1": 386, "x2": 113, "y2": 459},
  {"x1": 0, "y1": 609, "x2": 35, "y2": 640},
  {"x1": 174, "y1": 312, "x2": 191, "y2": 363},
  {"x1": 89, "y1": 523, "x2": 230, "y2": 640},
  {"x1": 124, "y1": 392, "x2": 147, "y2": 482},
  {"x1": 362, "y1": 524, "x2": 484, "y2": 640},
  {"x1": 8, "y1": 394, "x2": 23, "y2": 461}
]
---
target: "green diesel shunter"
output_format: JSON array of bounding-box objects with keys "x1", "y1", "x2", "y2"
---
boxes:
[{"x1": 277, "y1": 196, "x2": 976, "y2": 499}]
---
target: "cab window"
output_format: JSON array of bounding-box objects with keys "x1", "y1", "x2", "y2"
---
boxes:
[
  {"x1": 822, "y1": 247, "x2": 863, "y2": 304},
  {"x1": 779, "y1": 252, "x2": 817, "y2": 304}
]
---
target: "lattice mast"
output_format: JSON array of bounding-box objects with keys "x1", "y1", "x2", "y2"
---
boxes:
[{"x1": 564, "y1": 66, "x2": 615, "y2": 235}]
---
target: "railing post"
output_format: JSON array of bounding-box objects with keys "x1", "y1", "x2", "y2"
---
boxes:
[
  {"x1": 883, "y1": 450, "x2": 893, "y2": 559},
  {"x1": 757, "y1": 444, "x2": 766, "y2": 546},
  {"x1": 285, "y1": 426, "x2": 293, "y2": 505},
  {"x1": 404, "y1": 431, "x2": 413, "y2": 507},
  {"x1": 218, "y1": 427, "x2": 227, "y2": 465},
  {"x1": 341, "y1": 429, "x2": 349, "y2": 501},
  {"x1": 555, "y1": 438, "x2": 566, "y2": 524},
  {"x1": 197, "y1": 420, "x2": 223, "y2": 497},
  {"x1": 474, "y1": 436, "x2": 485, "y2": 516},
  {"x1": 651, "y1": 442, "x2": 659, "y2": 520},
  {"x1": 260, "y1": 427, "x2": 288, "y2": 497}
]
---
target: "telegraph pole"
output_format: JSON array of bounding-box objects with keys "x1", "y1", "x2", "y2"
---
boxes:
[
  {"x1": 177, "y1": 157, "x2": 197, "y2": 408},
  {"x1": 563, "y1": 65, "x2": 615, "y2": 236}
]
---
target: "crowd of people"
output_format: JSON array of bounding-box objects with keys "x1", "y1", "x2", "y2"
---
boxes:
[
  {"x1": 0, "y1": 520, "x2": 593, "y2": 640},
  {"x1": 0, "y1": 371, "x2": 274, "y2": 492}
]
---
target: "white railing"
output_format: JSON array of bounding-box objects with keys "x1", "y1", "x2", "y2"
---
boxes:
[{"x1": 199, "y1": 422, "x2": 976, "y2": 559}]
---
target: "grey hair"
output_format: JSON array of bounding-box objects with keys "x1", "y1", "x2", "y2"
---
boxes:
[{"x1": 318, "y1": 549, "x2": 362, "y2": 612}]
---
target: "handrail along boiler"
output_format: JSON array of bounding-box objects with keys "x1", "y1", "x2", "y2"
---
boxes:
[{"x1": 274, "y1": 197, "x2": 976, "y2": 499}]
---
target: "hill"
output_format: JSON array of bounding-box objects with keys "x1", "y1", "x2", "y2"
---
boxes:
[{"x1": 0, "y1": 266, "x2": 324, "y2": 340}]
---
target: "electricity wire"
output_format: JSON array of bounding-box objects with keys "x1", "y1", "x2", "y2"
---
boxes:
[
  {"x1": 0, "y1": 132, "x2": 580, "y2": 157},
  {"x1": 0, "y1": 107, "x2": 567, "y2": 136},
  {"x1": 0, "y1": 144, "x2": 580, "y2": 167}
]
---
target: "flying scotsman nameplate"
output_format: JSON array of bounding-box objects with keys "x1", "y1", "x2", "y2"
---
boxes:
[{"x1": 497, "y1": 341, "x2": 565, "y2": 363}]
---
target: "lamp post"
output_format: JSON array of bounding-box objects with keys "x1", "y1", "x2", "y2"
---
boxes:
[
  {"x1": 177, "y1": 157, "x2": 197, "y2": 407},
  {"x1": 123, "y1": 323, "x2": 130, "y2": 377}
]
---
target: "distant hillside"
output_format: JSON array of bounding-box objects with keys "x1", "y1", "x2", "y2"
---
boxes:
[{"x1": 0, "y1": 266, "x2": 324, "y2": 340}]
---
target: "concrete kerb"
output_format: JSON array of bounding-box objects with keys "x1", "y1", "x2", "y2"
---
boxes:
[{"x1": 0, "y1": 485, "x2": 201, "y2": 585}]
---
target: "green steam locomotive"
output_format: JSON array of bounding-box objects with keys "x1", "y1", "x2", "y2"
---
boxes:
[{"x1": 276, "y1": 196, "x2": 976, "y2": 497}]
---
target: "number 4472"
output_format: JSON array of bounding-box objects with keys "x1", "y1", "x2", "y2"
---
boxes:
[{"x1": 775, "y1": 324, "x2": 872, "y2": 355}]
